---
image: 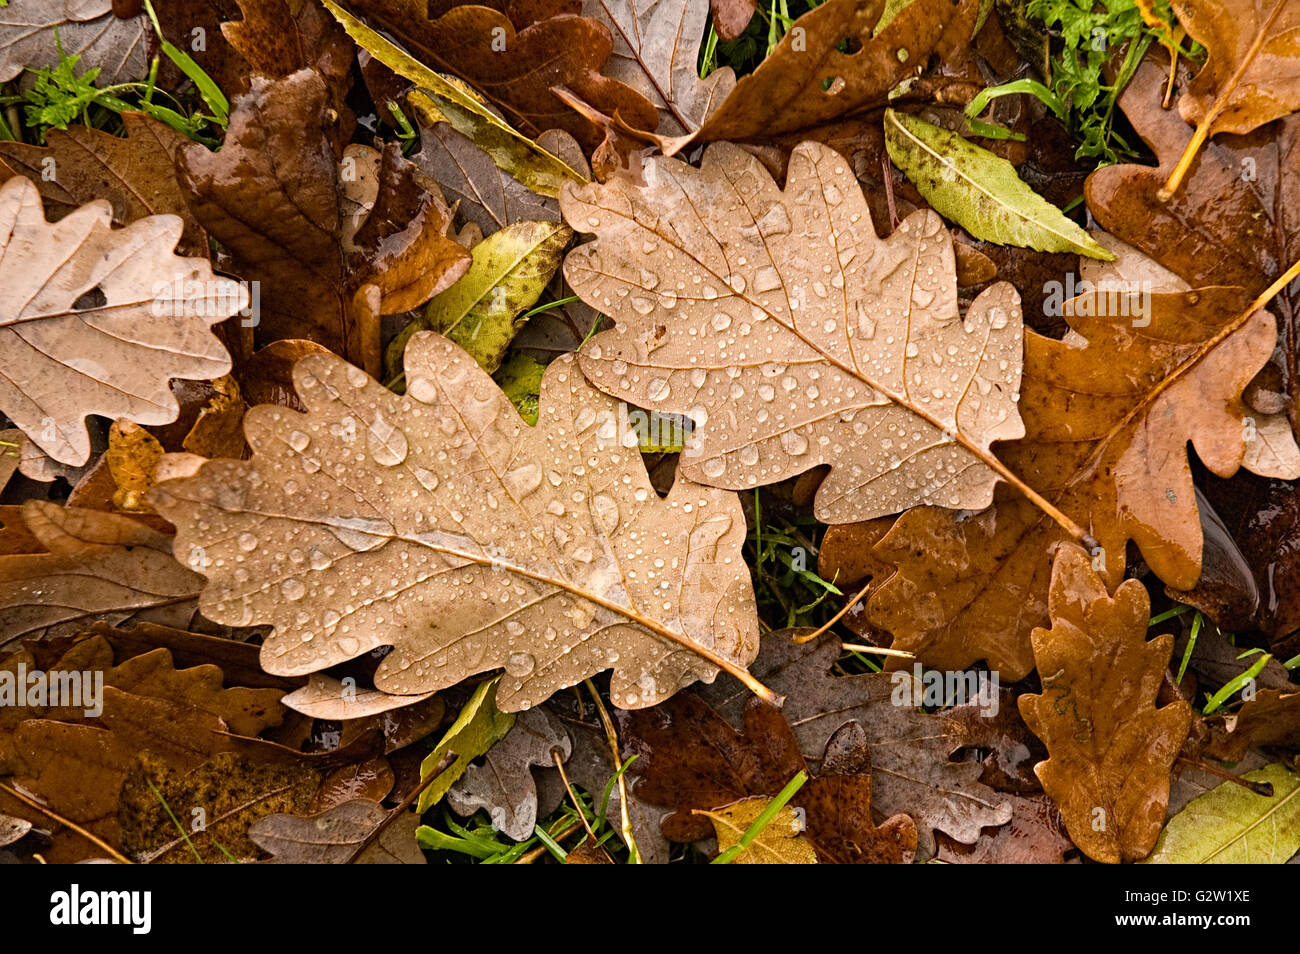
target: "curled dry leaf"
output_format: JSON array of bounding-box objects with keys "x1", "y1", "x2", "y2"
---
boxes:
[
  {"x1": 1018, "y1": 545, "x2": 1194, "y2": 864},
  {"x1": 0, "y1": 502, "x2": 203, "y2": 646},
  {"x1": 565, "y1": 141, "x2": 1028, "y2": 525},
  {"x1": 341, "y1": 0, "x2": 658, "y2": 149},
  {"x1": 0, "y1": 0, "x2": 147, "y2": 86},
  {"x1": 177, "y1": 69, "x2": 470, "y2": 361},
  {"x1": 447, "y1": 706, "x2": 571, "y2": 840},
  {"x1": 148, "y1": 332, "x2": 761, "y2": 713},
  {"x1": 828, "y1": 276, "x2": 1295, "y2": 678},
  {"x1": 0, "y1": 175, "x2": 238, "y2": 466}
]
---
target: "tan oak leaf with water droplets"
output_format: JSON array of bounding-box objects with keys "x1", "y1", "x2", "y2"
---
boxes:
[
  {"x1": 563, "y1": 141, "x2": 1026, "y2": 523},
  {"x1": 148, "y1": 332, "x2": 760, "y2": 712},
  {"x1": 0, "y1": 175, "x2": 240, "y2": 466}
]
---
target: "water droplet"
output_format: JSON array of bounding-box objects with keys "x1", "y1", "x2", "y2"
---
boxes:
[
  {"x1": 281, "y1": 578, "x2": 306, "y2": 601},
  {"x1": 505, "y1": 652, "x2": 536, "y2": 677},
  {"x1": 288, "y1": 430, "x2": 310, "y2": 452},
  {"x1": 237, "y1": 532, "x2": 259, "y2": 551},
  {"x1": 504, "y1": 463, "x2": 543, "y2": 498},
  {"x1": 367, "y1": 414, "x2": 408, "y2": 466}
]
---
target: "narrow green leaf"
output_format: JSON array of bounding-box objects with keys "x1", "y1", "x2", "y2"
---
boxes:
[
  {"x1": 416, "y1": 678, "x2": 516, "y2": 814},
  {"x1": 1142, "y1": 764, "x2": 1300, "y2": 864},
  {"x1": 319, "y1": 0, "x2": 585, "y2": 197},
  {"x1": 883, "y1": 109, "x2": 1114, "y2": 260},
  {"x1": 388, "y1": 220, "x2": 571, "y2": 375}
]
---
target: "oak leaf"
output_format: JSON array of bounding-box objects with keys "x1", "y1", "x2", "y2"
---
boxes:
[
  {"x1": 177, "y1": 69, "x2": 470, "y2": 362},
  {"x1": 0, "y1": 112, "x2": 206, "y2": 257},
  {"x1": 1018, "y1": 544, "x2": 1194, "y2": 864},
  {"x1": 698, "y1": 629, "x2": 1012, "y2": 855},
  {"x1": 0, "y1": 0, "x2": 147, "y2": 86},
  {"x1": 673, "y1": 0, "x2": 978, "y2": 151},
  {"x1": 447, "y1": 706, "x2": 571, "y2": 840},
  {"x1": 825, "y1": 276, "x2": 1295, "y2": 678},
  {"x1": 248, "y1": 799, "x2": 427, "y2": 864},
  {"x1": 580, "y1": 0, "x2": 735, "y2": 137},
  {"x1": 0, "y1": 502, "x2": 203, "y2": 645},
  {"x1": 620, "y1": 693, "x2": 918, "y2": 863},
  {"x1": 148, "y1": 331, "x2": 761, "y2": 713},
  {"x1": 1161, "y1": 0, "x2": 1300, "y2": 194},
  {"x1": 564, "y1": 140, "x2": 1027, "y2": 524},
  {"x1": 0, "y1": 175, "x2": 238, "y2": 465}
]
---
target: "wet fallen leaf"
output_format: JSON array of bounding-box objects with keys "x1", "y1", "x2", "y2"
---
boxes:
[
  {"x1": 0, "y1": 0, "x2": 146, "y2": 85},
  {"x1": 1206, "y1": 690, "x2": 1300, "y2": 762},
  {"x1": 702, "y1": 797, "x2": 817, "y2": 864},
  {"x1": 118, "y1": 750, "x2": 320, "y2": 863},
  {"x1": 698, "y1": 629, "x2": 1012, "y2": 856},
  {"x1": 831, "y1": 276, "x2": 1296, "y2": 678},
  {"x1": 565, "y1": 141, "x2": 1029, "y2": 524},
  {"x1": 0, "y1": 502, "x2": 202, "y2": 645},
  {"x1": 936, "y1": 793, "x2": 1074, "y2": 864},
  {"x1": 884, "y1": 110, "x2": 1112, "y2": 259},
  {"x1": 281, "y1": 674, "x2": 437, "y2": 720},
  {"x1": 416, "y1": 678, "x2": 515, "y2": 813},
  {"x1": 1142, "y1": 762, "x2": 1300, "y2": 863},
  {"x1": 0, "y1": 175, "x2": 239, "y2": 465},
  {"x1": 620, "y1": 693, "x2": 917, "y2": 863},
  {"x1": 681, "y1": 0, "x2": 977, "y2": 151},
  {"x1": 411, "y1": 113, "x2": 588, "y2": 235},
  {"x1": 388, "y1": 220, "x2": 571, "y2": 375},
  {"x1": 582, "y1": 0, "x2": 735, "y2": 137},
  {"x1": 177, "y1": 70, "x2": 470, "y2": 362},
  {"x1": 1161, "y1": 0, "x2": 1300, "y2": 196},
  {"x1": 447, "y1": 706, "x2": 571, "y2": 840},
  {"x1": 149, "y1": 332, "x2": 762, "y2": 712},
  {"x1": 248, "y1": 799, "x2": 427, "y2": 863},
  {"x1": 1019, "y1": 544, "x2": 1194, "y2": 864},
  {"x1": 340, "y1": 0, "x2": 658, "y2": 149},
  {"x1": 0, "y1": 112, "x2": 207, "y2": 257},
  {"x1": 324, "y1": 1, "x2": 589, "y2": 198}
]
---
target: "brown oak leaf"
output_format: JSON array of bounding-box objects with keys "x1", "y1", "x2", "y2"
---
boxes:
[
  {"x1": 177, "y1": 69, "x2": 470, "y2": 364},
  {"x1": 824, "y1": 277, "x2": 1295, "y2": 678},
  {"x1": 580, "y1": 0, "x2": 735, "y2": 137},
  {"x1": 0, "y1": 112, "x2": 206, "y2": 257},
  {"x1": 619, "y1": 693, "x2": 917, "y2": 863},
  {"x1": 1018, "y1": 544, "x2": 1194, "y2": 864},
  {"x1": 564, "y1": 141, "x2": 1027, "y2": 524},
  {"x1": 0, "y1": 502, "x2": 203, "y2": 647},
  {"x1": 0, "y1": 175, "x2": 238, "y2": 465},
  {"x1": 698, "y1": 629, "x2": 1012, "y2": 856},
  {"x1": 148, "y1": 332, "x2": 760, "y2": 712}
]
